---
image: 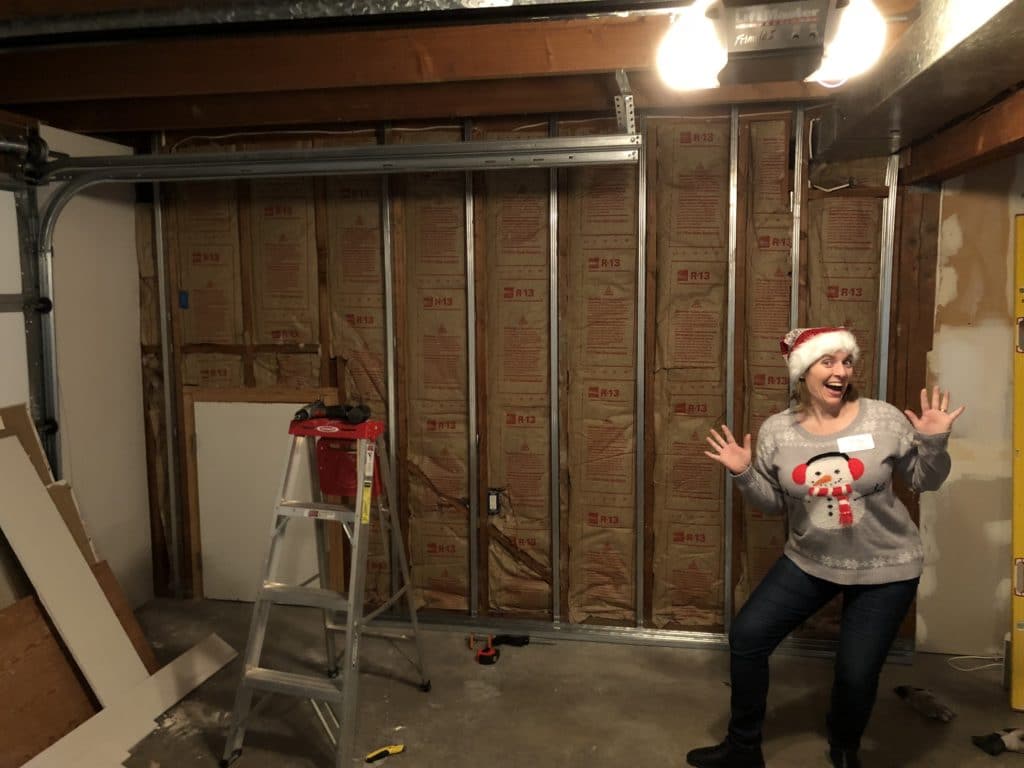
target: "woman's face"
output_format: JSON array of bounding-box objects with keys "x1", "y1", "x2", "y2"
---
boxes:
[{"x1": 803, "y1": 350, "x2": 854, "y2": 409}]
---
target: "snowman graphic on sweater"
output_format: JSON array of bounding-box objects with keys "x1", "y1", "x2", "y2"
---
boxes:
[{"x1": 791, "y1": 451, "x2": 865, "y2": 529}]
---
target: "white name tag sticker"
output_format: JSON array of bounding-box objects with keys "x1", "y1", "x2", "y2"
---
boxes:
[{"x1": 837, "y1": 433, "x2": 875, "y2": 453}]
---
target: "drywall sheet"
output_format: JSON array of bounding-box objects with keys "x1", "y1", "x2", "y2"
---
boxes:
[
  {"x1": 181, "y1": 352, "x2": 244, "y2": 388},
  {"x1": 918, "y1": 158, "x2": 1022, "y2": 655},
  {"x1": 0, "y1": 314, "x2": 29, "y2": 407},
  {"x1": 650, "y1": 118, "x2": 730, "y2": 629},
  {"x1": 248, "y1": 177, "x2": 319, "y2": 345},
  {"x1": 561, "y1": 119, "x2": 637, "y2": 624},
  {"x1": 0, "y1": 190, "x2": 19, "y2": 291},
  {"x1": 41, "y1": 125, "x2": 152, "y2": 609},
  {"x1": 0, "y1": 190, "x2": 28, "y2": 412},
  {"x1": 739, "y1": 119, "x2": 792, "y2": 608},
  {"x1": 0, "y1": 436, "x2": 149, "y2": 705},
  {"x1": 393, "y1": 126, "x2": 470, "y2": 611},
  {"x1": 807, "y1": 196, "x2": 882, "y2": 396},
  {"x1": 477, "y1": 121, "x2": 553, "y2": 614},
  {"x1": 195, "y1": 401, "x2": 319, "y2": 601},
  {"x1": 322, "y1": 132, "x2": 388, "y2": 418},
  {"x1": 171, "y1": 175, "x2": 244, "y2": 345}
]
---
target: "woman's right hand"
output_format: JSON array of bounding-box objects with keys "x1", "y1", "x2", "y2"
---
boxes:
[{"x1": 704, "y1": 425, "x2": 752, "y2": 475}]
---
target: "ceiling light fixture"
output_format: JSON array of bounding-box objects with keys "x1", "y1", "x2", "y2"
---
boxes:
[
  {"x1": 655, "y1": 0, "x2": 728, "y2": 91},
  {"x1": 807, "y1": 0, "x2": 888, "y2": 87}
]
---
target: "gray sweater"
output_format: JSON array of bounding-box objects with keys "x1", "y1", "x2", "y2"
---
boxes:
[{"x1": 734, "y1": 398, "x2": 951, "y2": 585}]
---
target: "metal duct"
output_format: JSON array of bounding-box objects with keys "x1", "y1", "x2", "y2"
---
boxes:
[{"x1": 812, "y1": 0, "x2": 1024, "y2": 161}]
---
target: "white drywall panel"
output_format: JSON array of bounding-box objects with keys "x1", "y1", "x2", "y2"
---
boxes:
[
  {"x1": 0, "y1": 190, "x2": 30, "y2": 610},
  {"x1": 0, "y1": 190, "x2": 19, "y2": 292},
  {"x1": 0, "y1": 436, "x2": 149, "y2": 705},
  {"x1": 38, "y1": 126, "x2": 152, "y2": 608},
  {"x1": 196, "y1": 401, "x2": 319, "y2": 601},
  {"x1": 0, "y1": 316, "x2": 30, "y2": 406}
]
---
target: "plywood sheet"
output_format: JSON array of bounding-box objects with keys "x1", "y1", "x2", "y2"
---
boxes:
[
  {"x1": 0, "y1": 596, "x2": 98, "y2": 768},
  {"x1": 0, "y1": 437, "x2": 149, "y2": 706},
  {"x1": 23, "y1": 634, "x2": 236, "y2": 768},
  {"x1": 195, "y1": 401, "x2": 319, "y2": 601}
]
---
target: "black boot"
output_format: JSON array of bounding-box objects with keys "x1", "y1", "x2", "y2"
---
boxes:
[
  {"x1": 686, "y1": 739, "x2": 765, "y2": 768},
  {"x1": 828, "y1": 746, "x2": 861, "y2": 768}
]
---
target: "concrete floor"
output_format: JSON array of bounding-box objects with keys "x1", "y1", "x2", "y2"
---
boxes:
[{"x1": 126, "y1": 598, "x2": 1018, "y2": 768}]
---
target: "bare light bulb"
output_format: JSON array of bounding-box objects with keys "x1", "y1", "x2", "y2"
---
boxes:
[
  {"x1": 809, "y1": 0, "x2": 887, "y2": 86},
  {"x1": 656, "y1": 2, "x2": 728, "y2": 91}
]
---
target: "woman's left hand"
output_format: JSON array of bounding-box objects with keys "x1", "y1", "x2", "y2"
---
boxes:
[{"x1": 904, "y1": 386, "x2": 965, "y2": 435}]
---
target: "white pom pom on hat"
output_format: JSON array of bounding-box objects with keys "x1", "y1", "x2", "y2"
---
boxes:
[{"x1": 780, "y1": 327, "x2": 860, "y2": 384}]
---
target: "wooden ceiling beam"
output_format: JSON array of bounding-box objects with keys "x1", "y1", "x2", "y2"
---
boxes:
[
  {"x1": 12, "y1": 75, "x2": 829, "y2": 134},
  {"x1": 0, "y1": 15, "x2": 671, "y2": 104},
  {"x1": 903, "y1": 88, "x2": 1024, "y2": 184}
]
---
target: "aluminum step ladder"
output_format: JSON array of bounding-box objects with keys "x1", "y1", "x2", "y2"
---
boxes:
[{"x1": 221, "y1": 416, "x2": 430, "y2": 767}]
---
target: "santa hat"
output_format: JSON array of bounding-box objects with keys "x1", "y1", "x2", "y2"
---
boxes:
[{"x1": 780, "y1": 327, "x2": 860, "y2": 384}]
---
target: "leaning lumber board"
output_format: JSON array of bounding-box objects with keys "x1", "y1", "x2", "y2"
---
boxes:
[
  {"x1": 0, "y1": 596, "x2": 98, "y2": 768},
  {"x1": 0, "y1": 436, "x2": 148, "y2": 705},
  {"x1": 23, "y1": 633, "x2": 237, "y2": 768}
]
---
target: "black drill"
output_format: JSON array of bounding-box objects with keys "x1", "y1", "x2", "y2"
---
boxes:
[{"x1": 293, "y1": 399, "x2": 371, "y2": 424}]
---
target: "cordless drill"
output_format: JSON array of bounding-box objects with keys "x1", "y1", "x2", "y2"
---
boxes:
[{"x1": 293, "y1": 399, "x2": 371, "y2": 424}]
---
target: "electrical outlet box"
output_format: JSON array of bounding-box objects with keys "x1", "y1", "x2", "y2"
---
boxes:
[{"x1": 487, "y1": 489, "x2": 501, "y2": 515}]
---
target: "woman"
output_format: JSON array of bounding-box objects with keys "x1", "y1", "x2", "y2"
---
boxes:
[{"x1": 687, "y1": 327, "x2": 964, "y2": 768}]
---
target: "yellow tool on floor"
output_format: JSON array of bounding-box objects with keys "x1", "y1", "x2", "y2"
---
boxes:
[{"x1": 365, "y1": 744, "x2": 405, "y2": 763}]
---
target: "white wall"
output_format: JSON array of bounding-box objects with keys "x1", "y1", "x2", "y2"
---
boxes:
[
  {"x1": 0, "y1": 190, "x2": 29, "y2": 406},
  {"x1": 39, "y1": 126, "x2": 153, "y2": 608},
  {"x1": 0, "y1": 189, "x2": 32, "y2": 609},
  {"x1": 917, "y1": 154, "x2": 1024, "y2": 654}
]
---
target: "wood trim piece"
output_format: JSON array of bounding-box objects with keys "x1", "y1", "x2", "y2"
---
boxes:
[
  {"x1": 0, "y1": 437, "x2": 149, "y2": 706},
  {"x1": 904, "y1": 88, "x2": 1024, "y2": 184}
]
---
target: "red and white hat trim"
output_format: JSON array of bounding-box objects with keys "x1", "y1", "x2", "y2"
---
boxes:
[{"x1": 780, "y1": 327, "x2": 859, "y2": 383}]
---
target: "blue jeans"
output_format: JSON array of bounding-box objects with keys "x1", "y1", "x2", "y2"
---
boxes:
[{"x1": 727, "y1": 555, "x2": 919, "y2": 751}]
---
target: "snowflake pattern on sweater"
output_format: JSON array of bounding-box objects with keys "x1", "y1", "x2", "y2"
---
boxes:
[{"x1": 733, "y1": 398, "x2": 950, "y2": 585}]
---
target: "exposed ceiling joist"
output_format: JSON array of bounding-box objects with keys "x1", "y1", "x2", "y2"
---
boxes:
[
  {"x1": 9, "y1": 75, "x2": 828, "y2": 134},
  {"x1": 0, "y1": 15, "x2": 670, "y2": 104},
  {"x1": 904, "y1": 86, "x2": 1024, "y2": 184}
]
